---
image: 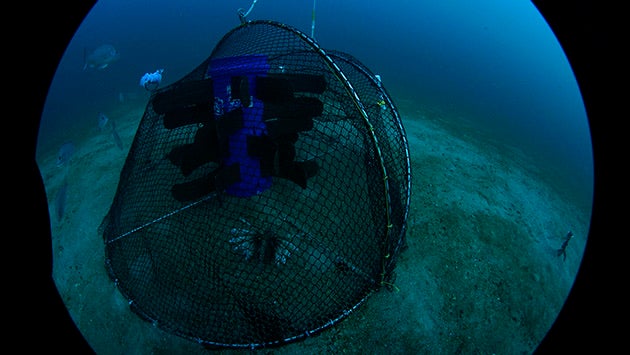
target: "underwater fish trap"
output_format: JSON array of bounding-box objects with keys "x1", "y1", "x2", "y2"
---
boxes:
[{"x1": 99, "y1": 20, "x2": 411, "y2": 349}]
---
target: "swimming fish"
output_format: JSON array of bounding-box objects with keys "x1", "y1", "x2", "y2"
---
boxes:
[
  {"x1": 83, "y1": 44, "x2": 120, "y2": 71},
  {"x1": 98, "y1": 112, "x2": 109, "y2": 131},
  {"x1": 557, "y1": 230, "x2": 574, "y2": 261},
  {"x1": 55, "y1": 179, "x2": 68, "y2": 222},
  {"x1": 56, "y1": 142, "x2": 75, "y2": 167},
  {"x1": 111, "y1": 120, "x2": 123, "y2": 150}
]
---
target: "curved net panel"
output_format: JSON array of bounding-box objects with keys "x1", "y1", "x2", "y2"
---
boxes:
[{"x1": 99, "y1": 20, "x2": 411, "y2": 349}]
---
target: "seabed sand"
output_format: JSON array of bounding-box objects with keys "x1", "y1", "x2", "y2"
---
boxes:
[{"x1": 37, "y1": 100, "x2": 590, "y2": 354}]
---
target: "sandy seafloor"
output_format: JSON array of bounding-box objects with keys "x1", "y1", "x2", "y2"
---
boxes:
[{"x1": 36, "y1": 96, "x2": 591, "y2": 354}]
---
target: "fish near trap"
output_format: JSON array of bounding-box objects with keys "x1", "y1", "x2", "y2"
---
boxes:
[{"x1": 99, "y1": 20, "x2": 411, "y2": 349}]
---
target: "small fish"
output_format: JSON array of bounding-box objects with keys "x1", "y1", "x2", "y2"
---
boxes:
[
  {"x1": 238, "y1": 76, "x2": 252, "y2": 107},
  {"x1": 111, "y1": 120, "x2": 123, "y2": 150},
  {"x1": 56, "y1": 142, "x2": 75, "y2": 167},
  {"x1": 117, "y1": 91, "x2": 142, "y2": 103},
  {"x1": 55, "y1": 179, "x2": 68, "y2": 221},
  {"x1": 83, "y1": 44, "x2": 120, "y2": 71},
  {"x1": 557, "y1": 230, "x2": 574, "y2": 261},
  {"x1": 98, "y1": 112, "x2": 109, "y2": 131}
]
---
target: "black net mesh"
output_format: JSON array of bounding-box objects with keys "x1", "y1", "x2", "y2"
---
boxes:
[{"x1": 99, "y1": 20, "x2": 411, "y2": 349}]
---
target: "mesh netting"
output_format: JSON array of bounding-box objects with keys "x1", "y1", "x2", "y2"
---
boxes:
[{"x1": 99, "y1": 20, "x2": 411, "y2": 349}]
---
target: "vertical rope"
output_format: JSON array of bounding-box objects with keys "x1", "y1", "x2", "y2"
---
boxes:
[
  {"x1": 311, "y1": 0, "x2": 317, "y2": 39},
  {"x1": 238, "y1": 0, "x2": 259, "y2": 23}
]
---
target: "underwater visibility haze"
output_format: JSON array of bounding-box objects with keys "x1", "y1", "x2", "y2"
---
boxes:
[{"x1": 36, "y1": 1, "x2": 593, "y2": 353}]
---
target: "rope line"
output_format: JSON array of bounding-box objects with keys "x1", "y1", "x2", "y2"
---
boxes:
[{"x1": 107, "y1": 193, "x2": 218, "y2": 244}]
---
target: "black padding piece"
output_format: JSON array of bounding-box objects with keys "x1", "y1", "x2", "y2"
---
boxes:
[
  {"x1": 163, "y1": 105, "x2": 213, "y2": 130},
  {"x1": 216, "y1": 108, "x2": 245, "y2": 136},
  {"x1": 247, "y1": 135, "x2": 276, "y2": 176},
  {"x1": 167, "y1": 125, "x2": 219, "y2": 176},
  {"x1": 213, "y1": 163, "x2": 241, "y2": 192},
  {"x1": 232, "y1": 76, "x2": 251, "y2": 107},
  {"x1": 152, "y1": 78, "x2": 214, "y2": 114},
  {"x1": 255, "y1": 74, "x2": 326, "y2": 102},
  {"x1": 171, "y1": 173, "x2": 217, "y2": 202},
  {"x1": 268, "y1": 74, "x2": 326, "y2": 94},
  {"x1": 255, "y1": 76, "x2": 293, "y2": 102},
  {"x1": 262, "y1": 97, "x2": 323, "y2": 120}
]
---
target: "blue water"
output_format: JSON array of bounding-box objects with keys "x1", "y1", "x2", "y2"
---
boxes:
[{"x1": 38, "y1": 0, "x2": 593, "y2": 201}]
